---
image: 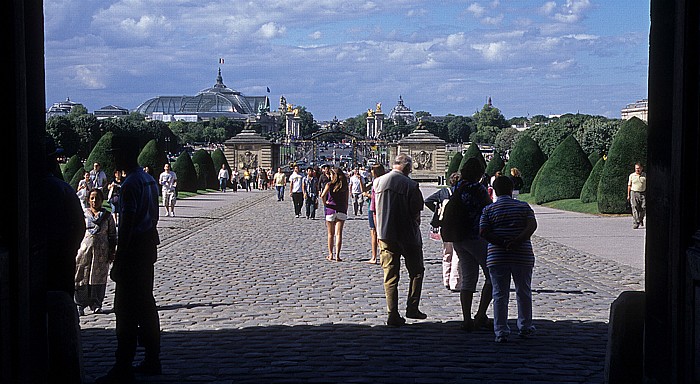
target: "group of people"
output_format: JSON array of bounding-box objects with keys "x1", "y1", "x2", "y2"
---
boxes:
[
  {"x1": 217, "y1": 166, "x2": 274, "y2": 192},
  {"x1": 70, "y1": 157, "x2": 181, "y2": 382}
]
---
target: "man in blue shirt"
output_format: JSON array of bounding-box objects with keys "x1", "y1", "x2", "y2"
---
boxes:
[{"x1": 97, "y1": 135, "x2": 161, "y2": 383}]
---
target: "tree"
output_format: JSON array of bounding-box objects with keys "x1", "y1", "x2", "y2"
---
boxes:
[
  {"x1": 470, "y1": 103, "x2": 507, "y2": 144},
  {"x1": 446, "y1": 115, "x2": 474, "y2": 143},
  {"x1": 46, "y1": 116, "x2": 81, "y2": 157},
  {"x1": 530, "y1": 114, "x2": 590, "y2": 157},
  {"x1": 580, "y1": 157, "x2": 605, "y2": 203},
  {"x1": 494, "y1": 127, "x2": 520, "y2": 156},
  {"x1": 71, "y1": 114, "x2": 101, "y2": 158},
  {"x1": 172, "y1": 151, "x2": 198, "y2": 193},
  {"x1": 577, "y1": 118, "x2": 622, "y2": 157},
  {"x1": 597, "y1": 117, "x2": 648, "y2": 213},
  {"x1": 531, "y1": 135, "x2": 593, "y2": 204},
  {"x1": 191, "y1": 149, "x2": 217, "y2": 189},
  {"x1": 421, "y1": 120, "x2": 448, "y2": 141},
  {"x1": 505, "y1": 135, "x2": 546, "y2": 193}
]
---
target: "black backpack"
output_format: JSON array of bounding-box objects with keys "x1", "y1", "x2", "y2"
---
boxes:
[{"x1": 440, "y1": 187, "x2": 468, "y2": 242}]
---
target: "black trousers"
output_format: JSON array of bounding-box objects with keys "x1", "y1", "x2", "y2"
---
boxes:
[
  {"x1": 292, "y1": 192, "x2": 304, "y2": 215},
  {"x1": 113, "y1": 248, "x2": 160, "y2": 370}
]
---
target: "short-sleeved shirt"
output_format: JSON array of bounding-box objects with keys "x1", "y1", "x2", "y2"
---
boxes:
[
  {"x1": 159, "y1": 170, "x2": 177, "y2": 193},
  {"x1": 349, "y1": 175, "x2": 363, "y2": 194},
  {"x1": 289, "y1": 172, "x2": 303, "y2": 193},
  {"x1": 273, "y1": 172, "x2": 286, "y2": 186},
  {"x1": 628, "y1": 172, "x2": 646, "y2": 192},
  {"x1": 90, "y1": 170, "x2": 107, "y2": 189},
  {"x1": 480, "y1": 195, "x2": 535, "y2": 268}
]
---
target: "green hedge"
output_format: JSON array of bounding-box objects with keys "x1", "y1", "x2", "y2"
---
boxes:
[
  {"x1": 532, "y1": 135, "x2": 592, "y2": 204},
  {"x1": 62, "y1": 154, "x2": 84, "y2": 185},
  {"x1": 485, "y1": 150, "x2": 505, "y2": 177},
  {"x1": 505, "y1": 135, "x2": 546, "y2": 193},
  {"x1": 445, "y1": 151, "x2": 462, "y2": 181},
  {"x1": 138, "y1": 139, "x2": 168, "y2": 177},
  {"x1": 85, "y1": 132, "x2": 116, "y2": 181},
  {"x1": 172, "y1": 151, "x2": 198, "y2": 193},
  {"x1": 588, "y1": 152, "x2": 600, "y2": 167},
  {"x1": 580, "y1": 157, "x2": 605, "y2": 203},
  {"x1": 597, "y1": 117, "x2": 647, "y2": 213},
  {"x1": 191, "y1": 149, "x2": 217, "y2": 189},
  {"x1": 459, "y1": 142, "x2": 487, "y2": 172}
]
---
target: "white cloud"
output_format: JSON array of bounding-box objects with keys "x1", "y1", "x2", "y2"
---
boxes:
[
  {"x1": 310, "y1": 31, "x2": 323, "y2": 40},
  {"x1": 257, "y1": 22, "x2": 286, "y2": 39},
  {"x1": 482, "y1": 14, "x2": 504, "y2": 25},
  {"x1": 467, "y1": 3, "x2": 486, "y2": 17},
  {"x1": 553, "y1": 0, "x2": 591, "y2": 23},
  {"x1": 540, "y1": 1, "x2": 557, "y2": 15},
  {"x1": 471, "y1": 41, "x2": 506, "y2": 62},
  {"x1": 72, "y1": 65, "x2": 106, "y2": 89}
]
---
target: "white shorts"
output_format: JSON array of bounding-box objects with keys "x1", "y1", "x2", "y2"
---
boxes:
[{"x1": 325, "y1": 212, "x2": 348, "y2": 222}]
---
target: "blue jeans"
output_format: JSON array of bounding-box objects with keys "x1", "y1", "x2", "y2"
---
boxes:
[
  {"x1": 276, "y1": 186, "x2": 285, "y2": 201},
  {"x1": 489, "y1": 264, "x2": 534, "y2": 337}
]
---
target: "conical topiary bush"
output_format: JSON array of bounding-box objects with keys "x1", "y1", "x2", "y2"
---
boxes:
[
  {"x1": 597, "y1": 117, "x2": 647, "y2": 213},
  {"x1": 532, "y1": 135, "x2": 593, "y2": 204},
  {"x1": 459, "y1": 142, "x2": 487, "y2": 172},
  {"x1": 580, "y1": 157, "x2": 605, "y2": 203},
  {"x1": 86, "y1": 131, "x2": 116, "y2": 179},
  {"x1": 445, "y1": 151, "x2": 463, "y2": 182},
  {"x1": 172, "y1": 150, "x2": 198, "y2": 193},
  {"x1": 505, "y1": 135, "x2": 546, "y2": 193},
  {"x1": 485, "y1": 150, "x2": 505, "y2": 177},
  {"x1": 137, "y1": 139, "x2": 168, "y2": 176},
  {"x1": 62, "y1": 154, "x2": 84, "y2": 184},
  {"x1": 191, "y1": 149, "x2": 217, "y2": 189},
  {"x1": 588, "y1": 152, "x2": 600, "y2": 167}
]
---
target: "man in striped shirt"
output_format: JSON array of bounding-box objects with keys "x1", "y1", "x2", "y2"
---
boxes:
[{"x1": 479, "y1": 176, "x2": 537, "y2": 343}]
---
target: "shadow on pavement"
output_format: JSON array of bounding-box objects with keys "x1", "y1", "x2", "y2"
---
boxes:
[{"x1": 81, "y1": 319, "x2": 608, "y2": 383}]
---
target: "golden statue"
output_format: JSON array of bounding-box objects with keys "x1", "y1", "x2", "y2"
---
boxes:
[
  {"x1": 293, "y1": 108, "x2": 300, "y2": 117},
  {"x1": 287, "y1": 103, "x2": 293, "y2": 113},
  {"x1": 376, "y1": 102, "x2": 382, "y2": 113},
  {"x1": 367, "y1": 109, "x2": 374, "y2": 117}
]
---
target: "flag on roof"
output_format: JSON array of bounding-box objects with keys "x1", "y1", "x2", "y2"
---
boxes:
[
  {"x1": 219, "y1": 58, "x2": 225, "y2": 64},
  {"x1": 266, "y1": 87, "x2": 270, "y2": 93}
]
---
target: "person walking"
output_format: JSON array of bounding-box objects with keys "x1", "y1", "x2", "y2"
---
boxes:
[
  {"x1": 364, "y1": 164, "x2": 385, "y2": 264},
  {"x1": 231, "y1": 168, "x2": 239, "y2": 192},
  {"x1": 509, "y1": 167, "x2": 524, "y2": 200},
  {"x1": 480, "y1": 176, "x2": 538, "y2": 343},
  {"x1": 243, "y1": 168, "x2": 252, "y2": 191},
  {"x1": 302, "y1": 167, "x2": 319, "y2": 219},
  {"x1": 96, "y1": 135, "x2": 161, "y2": 383},
  {"x1": 158, "y1": 163, "x2": 177, "y2": 217},
  {"x1": 424, "y1": 172, "x2": 462, "y2": 291},
  {"x1": 289, "y1": 165, "x2": 304, "y2": 218},
  {"x1": 90, "y1": 162, "x2": 108, "y2": 193},
  {"x1": 74, "y1": 188, "x2": 117, "y2": 316},
  {"x1": 107, "y1": 170, "x2": 123, "y2": 226},
  {"x1": 76, "y1": 171, "x2": 93, "y2": 208},
  {"x1": 218, "y1": 164, "x2": 229, "y2": 192},
  {"x1": 349, "y1": 169, "x2": 365, "y2": 216},
  {"x1": 441, "y1": 158, "x2": 494, "y2": 332},
  {"x1": 373, "y1": 154, "x2": 426, "y2": 326},
  {"x1": 321, "y1": 166, "x2": 350, "y2": 261},
  {"x1": 273, "y1": 167, "x2": 287, "y2": 201},
  {"x1": 627, "y1": 162, "x2": 647, "y2": 229}
]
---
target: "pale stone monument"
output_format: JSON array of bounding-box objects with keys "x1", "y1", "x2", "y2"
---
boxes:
[
  {"x1": 389, "y1": 124, "x2": 446, "y2": 181},
  {"x1": 223, "y1": 124, "x2": 279, "y2": 172}
]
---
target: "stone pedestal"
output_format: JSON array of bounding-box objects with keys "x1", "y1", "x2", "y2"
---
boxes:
[
  {"x1": 394, "y1": 128, "x2": 446, "y2": 181},
  {"x1": 223, "y1": 129, "x2": 279, "y2": 173}
]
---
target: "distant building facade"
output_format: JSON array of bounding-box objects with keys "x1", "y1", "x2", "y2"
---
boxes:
[
  {"x1": 388, "y1": 95, "x2": 416, "y2": 124},
  {"x1": 93, "y1": 105, "x2": 129, "y2": 120},
  {"x1": 134, "y1": 68, "x2": 273, "y2": 128},
  {"x1": 45, "y1": 97, "x2": 84, "y2": 119},
  {"x1": 621, "y1": 99, "x2": 648, "y2": 122}
]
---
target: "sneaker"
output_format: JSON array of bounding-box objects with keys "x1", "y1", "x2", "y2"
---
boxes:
[
  {"x1": 518, "y1": 328, "x2": 536, "y2": 338},
  {"x1": 633, "y1": 223, "x2": 639, "y2": 229},
  {"x1": 133, "y1": 359, "x2": 162, "y2": 375},
  {"x1": 495, "y1": 335, "x2": 508, "y2": 343},
  {"x1": 387, "y1": 314, "x2": 406, "y2": 327},
  {"x1": 295, "y1": 214, "x2": 300, "y2": 218},
  {"x1": 405, "y1": 309, "x2": 427, "y2": 319}
]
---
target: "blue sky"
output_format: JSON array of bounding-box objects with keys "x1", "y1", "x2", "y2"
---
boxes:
[{"x1": 44, "y1": 0, "x2": 650, "y2": 121}]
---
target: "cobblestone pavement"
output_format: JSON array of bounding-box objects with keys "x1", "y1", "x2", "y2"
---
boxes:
[{"x1": 79, "y1": 185, "x2": 645, "y2": 383}]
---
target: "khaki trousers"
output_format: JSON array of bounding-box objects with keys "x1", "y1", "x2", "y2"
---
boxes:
[{"x1": 379, "y1": 239, "x2": 425, "y2": 315}]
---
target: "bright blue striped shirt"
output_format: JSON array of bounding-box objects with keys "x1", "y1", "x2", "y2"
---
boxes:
[{"x1": 480, "y1": 195, "x2": 536, "y2": 267}]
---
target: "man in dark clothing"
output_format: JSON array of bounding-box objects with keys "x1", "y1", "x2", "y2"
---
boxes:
[{"x1": 97, "y1": 135, "x2": 161, "y2": 383}]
